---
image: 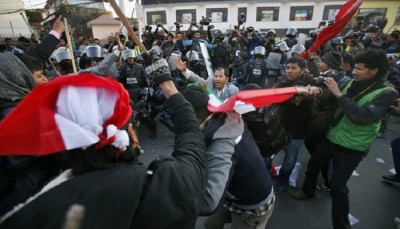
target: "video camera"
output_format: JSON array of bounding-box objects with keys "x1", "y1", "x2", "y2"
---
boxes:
[
  {"x1": 200, "y1": 16, "x2": 211, "y2": 26},
  {"x1": 174, "y1": 22, "x2": 183, "y2": 28},
  {"x1": 238, "y1": 13, "x2": 246, "y2": 25}
]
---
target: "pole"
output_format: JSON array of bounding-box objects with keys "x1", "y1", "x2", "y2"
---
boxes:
[
  {"x1": 107, "y1": 0, "x2": 147, "y2": 54},
  {"x1": 20, "y1": 12, "x2": 41, "y2": 44},
  {"x1": 10, "y1": 21, "x2": 16, "y2": 38},
  {"x1": 63, "y1": 18, "x2": 78, "y2": 75}
]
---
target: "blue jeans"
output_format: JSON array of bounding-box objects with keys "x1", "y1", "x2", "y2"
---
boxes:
[
  {"x1": 277, "y1": 134, "x2": 304, "y2": 185},
  {"x1": 391, "y1": 137, "x2": 400, "y2": 178}
]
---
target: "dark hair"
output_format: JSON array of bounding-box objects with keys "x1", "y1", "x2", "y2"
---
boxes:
[
  {"x1": 354, "y1": 49, "x2": 388, "y2": 78},
  {"x1": 342, "y1": 53, "x2": 354, "y2": 68},
  {"x1": 181, "y1": 86, "x2": 210, "y2": 122},
  {"x1": 286, "y1": 56, "x2": 306, "y2": 69},
  {"x1": 215, "y1": 67, "x2": 228, "y2": 77},
  {"x1": 14, "y1": 53, "x2": 44, "y2": 73},
  {"x1": 5, "y1": 38, "x2": 12, "y2": 42},
  {"x1": 66, "y1": 145, "x2": 136, "y2": 176},
  {"x1": 243, "y1": 83, "x2": 261, "y2": 90},
  {"x1": 79, "y1": 56, "x2": 93, "y2": 69}
]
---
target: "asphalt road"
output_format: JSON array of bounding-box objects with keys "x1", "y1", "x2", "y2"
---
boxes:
[{"x1": 137, "y1": 115, "x2": 400, "y2": 229}]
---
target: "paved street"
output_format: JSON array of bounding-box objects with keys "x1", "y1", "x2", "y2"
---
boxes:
[{"x1": 137, "y1": 115, "x2": 400, "y2": 229}]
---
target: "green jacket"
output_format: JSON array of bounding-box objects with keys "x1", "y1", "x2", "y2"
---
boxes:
[{"x1": 327, "y1": 82, "x2": 391, "y2": 152}]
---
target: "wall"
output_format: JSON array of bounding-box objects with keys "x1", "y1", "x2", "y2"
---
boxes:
[{"x1": 91, "y1": 24, "x2": 121, "y2": 42}]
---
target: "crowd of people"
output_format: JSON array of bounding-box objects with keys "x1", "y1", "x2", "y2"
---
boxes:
[{"x1": 0, "y1": 12, "x2": 400, "y2": 229}]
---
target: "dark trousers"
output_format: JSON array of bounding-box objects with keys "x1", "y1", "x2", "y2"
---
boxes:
[
  {"x1": 391, "y1": 137, "x2": 400, "y2": 177},
  {"x1": 302, "y1": 138, "x2": 364, "y2": 229}
]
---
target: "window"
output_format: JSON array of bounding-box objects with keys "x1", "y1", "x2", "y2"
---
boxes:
[
  {"x1": 176, "y1": 9, "x2": 196, "y2": 24},
  {"x1": 290, "y1": 6, "x2": 314, "y2": 21},
  {"x1": 206, "y1": 8, "x2": 228, "y2": 23},
  {"x1": 146, "y1": 11, "x2": 167, "y2": 25},
  {"x1": 238, "y1": 7, "x2": 247, "y2": 22},
  {"x1": 323, "y1": 5, "x2": 342, "y2": 21},
  {"x1": 357, "y1": 8, "x2": 387, "y2": 24},
  {"x1": 256, "y1": 7, "x2": 279, "y2": 22},
  {"x1": 395, "y1": 8, "x2": 400, "y2": 25}
]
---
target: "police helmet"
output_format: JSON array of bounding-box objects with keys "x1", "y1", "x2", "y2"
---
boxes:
[
  {"x1": 286, "y1": 28, "x2": 298, "y2": 36},
  {"x1": 291, "y1": 44, "x2": 305, "y2": 54},
  {"x1": 168, "y1": 51, "x2": 182, "y2": 71},
  {"x1": 85, "y1": 44, "x2": 102, "y2": 58},
  {"x1": 254, "y1": 46, "x2": 266, "y2": 56},
  {"x1": 122, "y1": 49, "x2": 136, "y2": 61},
  {"x1": 186, "y1": 50, "x2": 199, "y2": 62},
  {"x1": 54, "y1": 47, "x2": 72, "y2": 63}
]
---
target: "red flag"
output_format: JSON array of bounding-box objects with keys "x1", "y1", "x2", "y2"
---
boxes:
[
  {"x1": 301, "y1": 0, "x2": 364, "y2": 58},
  {"x1": 208, "y1": 87, "x2": 298, "y2": 113}
]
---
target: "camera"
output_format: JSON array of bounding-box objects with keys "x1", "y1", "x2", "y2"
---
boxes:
[
  {"x1": 145, "y1": 25, "x2": 152, "y2": 31},
  {"x1": 200, "y1": 16, "x2": 211, "y2": 26},
  {"x1": 157, "y1": 23, "x2": 162, "y2": 27},
  {"x1": 174, "y1": 22, "x2": 183, "y2": 28},
  {"x1": 247, "y1": 26, "x2": 254, "y2": 33},
  {"x1": 313, "y1": 70, "x2": 335, "y2": 86},
  {"x1": 132, "y1": 26, "x2": 138, "y2": 32},
  {"x1": 208, "y1": 25, "x2": 215, "y2": 30},
  {"x1": 238, "y1": 13, "x2": 246, "y2": 25}
]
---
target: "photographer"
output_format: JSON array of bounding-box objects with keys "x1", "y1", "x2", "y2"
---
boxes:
[
  {"x1": 142, "y1": 25, "x2": 155, "y2": 50},
  {"x1": 160, "y1": 33, "x2": 175, "y2": 58},
  {"x1": 304, "y1": 51, "x2": 349, "y2": 194},
  {"x1": 210, "y1": 30, "x2": 229, "y2": 68},
  {"x1": 154, "y1": 23, "x2": 169, "y2": 46},
  {"x1": 241, "y1": 27, "x2": 263, "y2": 59}
]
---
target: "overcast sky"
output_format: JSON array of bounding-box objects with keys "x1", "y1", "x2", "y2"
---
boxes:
[{"x1": 23, "y1": 0, "x2": 47, "y2": 9}]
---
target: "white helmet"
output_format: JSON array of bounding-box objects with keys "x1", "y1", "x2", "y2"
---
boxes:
[
  {"x1": 277, "y1": 41, "x2": 290, "y2": 52},
  {"x1": 286, "y1": 27, "x2": 298, "y2": 36},
  {"x1": 54, "y1": 47, "x2": 72, "y2": 63},
  {"x1": 122, "y1": 49, "x2": 136, "y2": 61},
  {"x1": 254, "y1": 46, "x2": 266, "y2": 56},
  {"x1": 168, "y1": 51, "x2": 182, "y2": 71},
  {"x1": 85, "y1": 44, "x2": 102, "y2": 58},
  {"x1": 186, "y1": 50, "x2": 199, "y2": 62},
  {"x1": 291, "y1": 44, "x2": 305, "y2": 54}
]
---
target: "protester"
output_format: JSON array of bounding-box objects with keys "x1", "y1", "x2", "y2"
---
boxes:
[
  {"x1": 0, "y1": 64, "x2": 207, "y2": 228},
  {"x1": 293, "y1": 49, "x2": 398, "y2": 229}
]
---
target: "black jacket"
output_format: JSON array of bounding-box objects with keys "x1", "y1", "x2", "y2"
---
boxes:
[{"x1": 1, "y1": 93, "x2": 207, "y2": 229}]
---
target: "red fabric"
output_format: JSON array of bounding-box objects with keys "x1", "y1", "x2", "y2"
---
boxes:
[
  {"x1": 0, "y1": 74, "x2": 131, "y2": 156},
  {"x1": 300, "y1": 0, "x2": 364, "y2": 58},
  {"x1": 208, "y1": 87, "x2": 298, "y2": 112}
]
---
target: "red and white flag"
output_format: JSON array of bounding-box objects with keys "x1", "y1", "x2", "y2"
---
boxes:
[
  {"x1": 0, "y1": 74, "x2": 131, "y2": 156},
  {"x1": 208, "y1": 87, "x2": 299, "y2": 114}
]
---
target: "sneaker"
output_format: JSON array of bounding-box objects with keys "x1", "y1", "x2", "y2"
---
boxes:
[
  {"x1": 292, "y1": 190, "x2": 314, "y2": 200},
  {"x1": 273, "y1": 181, "x2": 288, "y2": 194},
  {"x1": 383, "y1": 174, "x2": 400, "y2": 183},
  {"x1": 316, "y1": 183, "x2": 331, "y2": 194}
]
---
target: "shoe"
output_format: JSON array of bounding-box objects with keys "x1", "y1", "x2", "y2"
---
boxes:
[
  {"x1": 376, "y1": 133, "x2": 386, "y2": 138},
  {"x1": 149, "y1": 131, "x2": 157, "y2": 139},
  {"x1": 383, "y1": 174, "x2": 400, "y2": 183},
  {"x1": 273, "y1": 181, "x2": 288, "y2": 194},
  {"x1": 316, "y1": 182, "x2": 331, "y2": 194},
  {"x1": 292, "y1": 190, "x2": 314, "y2": 200}
]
